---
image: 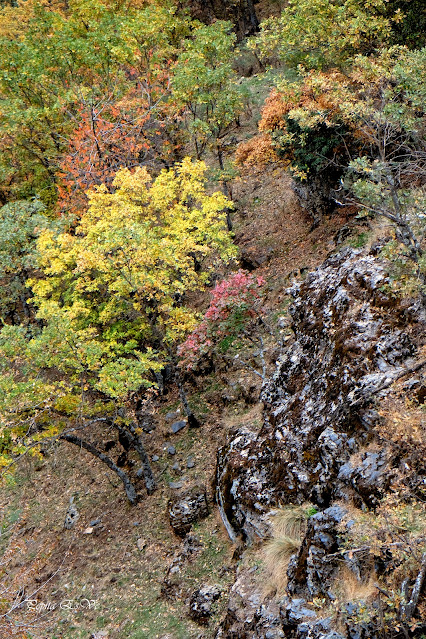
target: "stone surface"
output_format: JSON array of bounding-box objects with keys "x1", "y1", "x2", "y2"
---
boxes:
[
  {"x1": 189, "y1": 584, "x2": 221, "y2": 624},
  {"x1": 215, "y1": 566, "x2": 284, "y2": 638},
  {"x1": 168, "y1": 481, "x2": 184, "y2": 489},
  {"x1": 64, "y1": 497, "x2": 79, "y2": 529},
  {"x1": 89, "y1": 518, "x2": 101, "y2": 527},
  {"x1": 286, "y1": 506, "x2": 346, "y2": 599},
  {"x1": 168, "y1": 486, "x2": 209, "y2": 537},
  {"x1": 165, "y1": 410, "x2": 181, "y2": 422},
  {"x1": 137, "y1": 411, "x2": 157, "y2": 433},
  {"x1": 167, "y1": 445, "x2": 176, "y2": 456},
  {"x1": 215, "y1": 247, "x2": 425, "y2": 639},
  {"x1": 162, "y1": 534, "x2": 203, "y2": 599},
  {"x1": 171, "y1": 420, "x2": 187, "y2": 434},
  {"x1": 216, "y1": 248, "x2": 423, "y2": 542}
]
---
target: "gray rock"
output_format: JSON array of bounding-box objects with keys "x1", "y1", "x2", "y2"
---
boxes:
[
  {"x1": 167, "y1": 446, "x2": 176, "y2": 456},
  {"x1": 64, "y1": 497, "x2": 79, "y2": 529},
  {"x1": 89, "y1": 518, "x2": 101, "y2": 527},
  {"x1": 216, "y1": 248, "x2": 423, "y2": 542},
  {"x1": 189, "y1": 585, "x2": 221, "y2": 624},
  {"x1": 285, "y1": 507, "x2": 346, "y2": 600},
  {"x1": 171, "y1": 420, "x2": 187, "y2": 434},
  {"x1": 187, "y1": 456, "x2": 195, "y2": 469},
  {"x1": 172, "y1": 462, "x2": 181, "y2": 472},
  {"x1": 137, "y1": 411, "x2": 157, "y2": 432},
  {"x1": 152, "y1": 455, "x2": 160, "y2": 462},
  {"x1": 161, "y1": 534, "x2": 203, "y2": 599},
  {"x1": 165, "y1": 410, "x2": 180, "y2": 422},
  {"x1": 284, "y1": 599, "x2": 317, "y2": 624},
  {"x1": 168, "y1": 481, "x2": 184, "y2": 489},
  {"x1": 168, "y1": 486, "x2": 209, "y2": 537},
  {"x1": 215, "y1": 246, "x2": 425, "y2": 639},
  {"x1": 215, "y1": 565, "x2": 284, "y2": 638}
]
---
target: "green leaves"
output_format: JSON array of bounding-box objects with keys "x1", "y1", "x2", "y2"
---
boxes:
[
  {"x1": 0, "y1": 0, "x2": 190, "y2": 205},
  {"x1": 250, "y1": 0, "x2": 393, "y2": 69},
  {"x1": 0, "y1": 199, "x2": 61, "y2": 322},
  {"x1": 172, "y1": 21, "x2": 243, "y2": 158}
]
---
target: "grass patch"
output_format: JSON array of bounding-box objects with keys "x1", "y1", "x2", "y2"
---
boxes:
[{"x1": 349, "y1": 231, "x2": 369, "y2": 248}]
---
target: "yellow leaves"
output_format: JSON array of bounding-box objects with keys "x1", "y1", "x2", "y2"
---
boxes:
[
  {"x1": 392, "y1": 8, "x2": 405, "y2": 24},
  {"x1": 53, "y1": 393, "x2": 82, "y2": 415},
  {"x1": 111, "y1": 165, "x2": 151, "y2": 201},
  {"x1": 35, "y1": 229, "x2": 74, "y2": 275},
  {"x1": 28, "y1": 157, "x2": 236, "y2": 399},
  {"x1": 160, "y1": 305, "x2": 200, "y2": 344}
]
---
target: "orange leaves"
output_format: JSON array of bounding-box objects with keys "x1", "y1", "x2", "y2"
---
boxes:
[
  {"x1": 57, "y1": 81, "x2": 174, "y2": 215},
  {"x1": 235, "y1": 133, "x2": 280, "y2": 167},
  {"x1": 259, "y1": 89, "x2": 293, "y2": 132}
]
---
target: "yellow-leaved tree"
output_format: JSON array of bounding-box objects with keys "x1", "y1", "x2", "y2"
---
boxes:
[{"x1": 0, "y1": 158, "x2": 235, "y2": 500}]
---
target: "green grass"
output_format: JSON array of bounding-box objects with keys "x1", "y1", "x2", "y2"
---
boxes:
[
  {"x1": 159, "y1": 400, "x2": 180, "y2": 416},
  {"x1": 349, "y1": 232, "x2": 369, "y2": 248},
  {"x1": 123, "y1": 600, "x2": 199, "y2": 639}
]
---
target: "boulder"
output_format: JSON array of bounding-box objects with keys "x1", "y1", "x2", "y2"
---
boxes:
[
  {"x1": 215, "y1": 566, "x2": 284, "y2": 638},
  {"x1": 171, "y1": 420, "x2": 187, "y2": 434},
  {"x1": 168, "y1": 486, "x2": 209, "y2": 537},
  {"x1": 189, "y1": 584, "x2": 221, "y2": 624}
]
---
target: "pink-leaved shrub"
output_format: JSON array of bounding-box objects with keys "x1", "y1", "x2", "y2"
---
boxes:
[{"x1": 178, "y1": 270, "x2": 265, "y2": 371}]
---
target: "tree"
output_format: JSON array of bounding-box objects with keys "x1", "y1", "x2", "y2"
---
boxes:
[
  {"x1": 249, "y1": 0, "x2": 397, "y2": 70},
  {"x1": 178, "y1": 270, "x2": 265, "y2": 372},
  {"x1": 240, "y1": 46, "x2": 426, "y2": 246},
  {"x1": 0, "y1": 158, "x2": 236, "y2": 500},
  {"x1": 56, "y1": 1, "x2": 189, "y2": 213},
  {"x1": 172, "y1": 21, "x2": 244, "y2": 168},
  {"x1": 0, "y1": 0, "x2": 190, "y2": 208},
  {"x1": 0, "y1": 199, "x2": 60, "y2": 324}
]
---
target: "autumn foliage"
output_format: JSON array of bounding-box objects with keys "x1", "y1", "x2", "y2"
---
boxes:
[
  {"x1": 57, "y1": 67, "x2": 179, "y2": 214},
  {"x1": 178, "y1": 270, "x2": 265, "y2": 370}
]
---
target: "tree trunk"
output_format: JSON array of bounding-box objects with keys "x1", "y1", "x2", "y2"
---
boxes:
[
  {"x1": 245, "y1": 0, "x2": 259, "y2": 32},
  {"x1": 125, "y1": 422, "x2": 157, "y2": 495},
  {"x1": 174, "y1": 365, "x2": 200, "y2": 428},
  {"x1": 111, "y1": 420, "x2": 157, "y2": 495},
  {"x1": 61, "y1": 433, "x2": 138, "y2": 504},
  {"x1": 217, "y1": 144, "x2": 233, "y2": 231}
]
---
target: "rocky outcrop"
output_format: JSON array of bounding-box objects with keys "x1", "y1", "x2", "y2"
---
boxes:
[
  {"x1": 215, "y1": 247, "x2": 425, "y2": 638},
  {"x1": 217, "y1": 248, "x2": 423, "y2": 542},
  {"x1": 286, "y1": 505, "x2": 346, "y2": 599},
  {"x1": 215, "y1": 565, "x2": 284, "y2": 638}
]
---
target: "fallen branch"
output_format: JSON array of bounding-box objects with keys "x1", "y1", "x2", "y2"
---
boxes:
[
  {"x1": 60, "y1": 433, "x2": 138, "y2": 504},
  {"x1": 400, "y1": 551, "x2": 426, "y2": 621}
]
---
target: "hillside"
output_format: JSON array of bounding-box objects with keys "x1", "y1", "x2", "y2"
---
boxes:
[{"x1": 0, "y1": 1, "x2": 425, "y2": 638}]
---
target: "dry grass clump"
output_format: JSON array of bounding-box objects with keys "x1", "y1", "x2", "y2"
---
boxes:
[
  {"x1": 335, "y1": 566, "x2": 378, "y2": 604},
  {"x1": 262, "y1": 505, "x2": 312, "y2": 593},
  {"x1": 270, "y1": 505, "x2": 310, "y2": 540},
  {"x1": 264, "y1": 536, "x2": 302, "y2": 592}
]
